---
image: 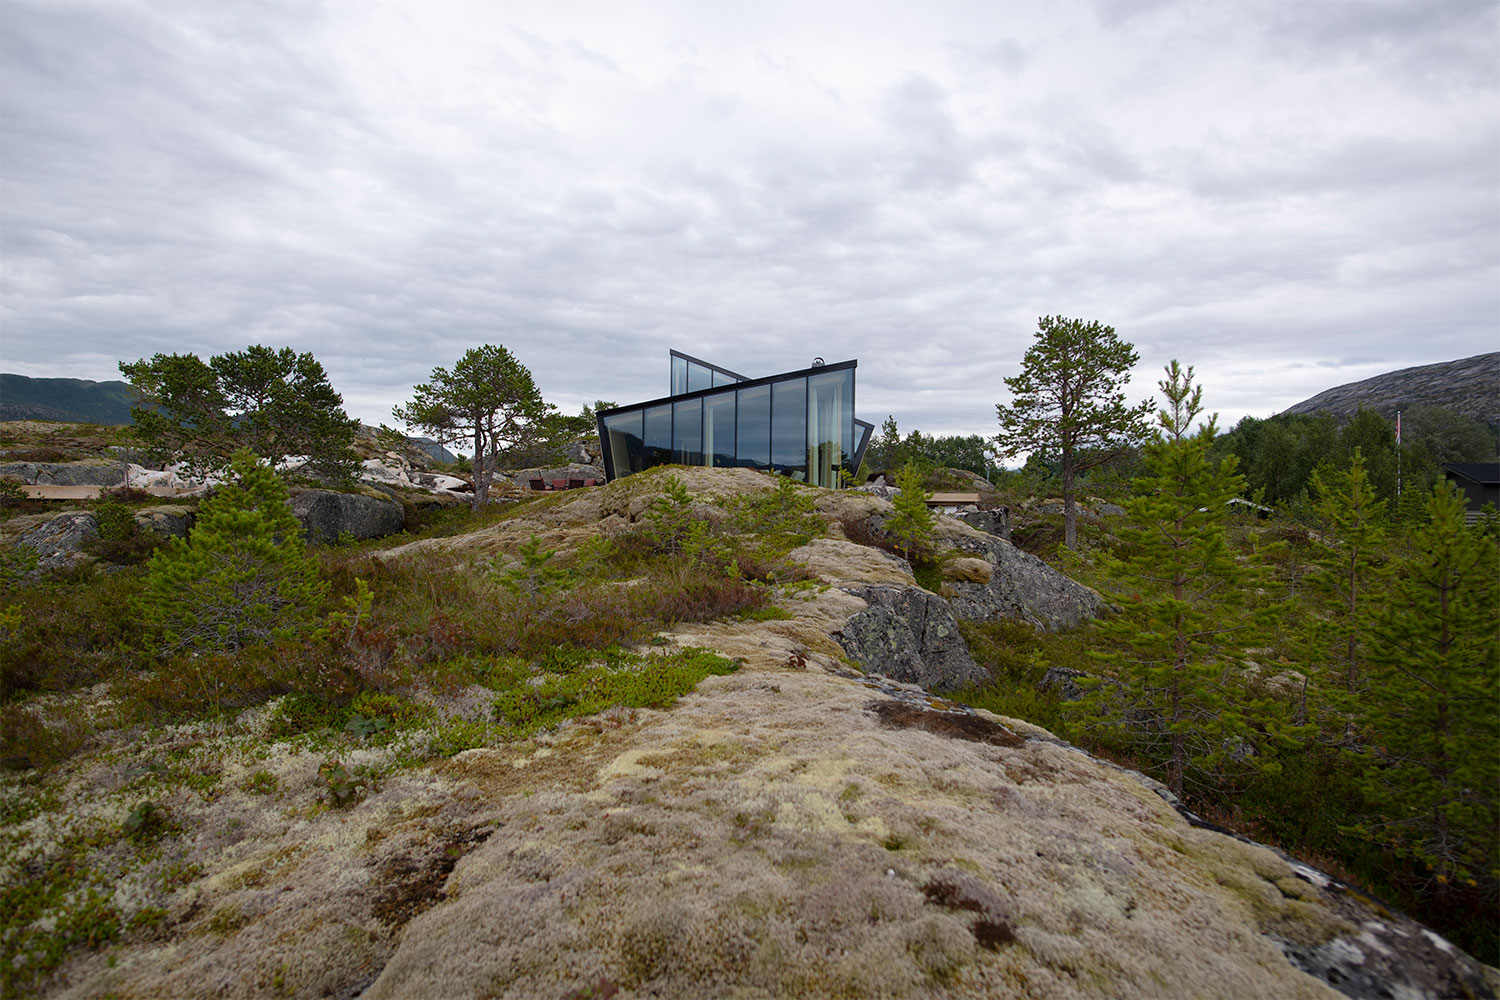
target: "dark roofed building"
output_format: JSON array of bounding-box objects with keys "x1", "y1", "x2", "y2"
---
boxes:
[
  {"x1": 596, "y1": 351, "x2": 873, "y2": 489},
  {"x1": 1442, "y1": 462, "x2": 1500, "y2": 523}
]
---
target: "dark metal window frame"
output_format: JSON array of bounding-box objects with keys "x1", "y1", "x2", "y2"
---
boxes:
[
  {"x1": 669, "y1": 350, "x2": 750, "y2": 390},
  {"x1": 598, "y1": 358, "x2": 859, "y2": 484}
]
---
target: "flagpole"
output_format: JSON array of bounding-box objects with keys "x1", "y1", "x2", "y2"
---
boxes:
[{"x1": 1396, "y1": 409, "x2": 1402, "y2": 505}]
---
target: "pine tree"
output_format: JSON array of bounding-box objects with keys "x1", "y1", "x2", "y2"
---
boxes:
[
  {"x1": 393, "y1": 344, "x2": 547, "y2": 508},
  {"x1": 141, "y1": 450, "x2": 328, "y2": 652},
  {"x1": 994, "y1": 316, "x2": 1151, "y2": 549},
  {"x1": 887, "y1": 462, "x2": 936, "y2": 562},
  {"x1": 1302, "y1": 449, "x2": 1387, "y2": 715},
  {"x1": 121, "y1": 345, "x2": 359, "y2": 481},
  {"x1": 1072, "y1": 361, "x2": 1300, "y2": 797},
  {"x1": 1354, "y1": 482, "x2": 1499, "y2": 897}
]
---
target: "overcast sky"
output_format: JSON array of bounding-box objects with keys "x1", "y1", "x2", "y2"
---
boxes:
[{"x1": 2, "y1": 0, "x2": 1497, "y2": 443}]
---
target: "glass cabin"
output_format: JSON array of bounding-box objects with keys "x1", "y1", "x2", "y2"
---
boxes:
[{"x1": 596, "y1": 350, "x2": 873, "y2": 489}]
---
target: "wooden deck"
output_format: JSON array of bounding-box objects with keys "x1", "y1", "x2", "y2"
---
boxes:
[
  {"x1": 926, "y1": 492, "x2": 981, "y2": 506},
  {"x1": 20, "y1": 485, "x2": 195, "y2": 501}
]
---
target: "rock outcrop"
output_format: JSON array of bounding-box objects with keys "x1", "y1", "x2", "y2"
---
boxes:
[
  {"x1": 954, "y1": 507, "x2": 1010, "y2": 540},
  {"x1": 937, "y1": 519, "x2": 1104, "y2": 630},
  {"x1": 15, "y1": 511, "x2": 97, "y2": 574},
  {"x1": 0, "y1": 459, "x2": 128, "y2": 487},
  {"x1": 11, "y1": 464, "x2": 1498, "y2": 1000},
  {"x1": 834, "y1": 583, "x2": 989, "y2": 690},
  {"x1": 289, "y1": 489, "x2": 407, "y2": 544},
  {"x1": 132, "y1": 505, "x2": 195, "y2": 539}
]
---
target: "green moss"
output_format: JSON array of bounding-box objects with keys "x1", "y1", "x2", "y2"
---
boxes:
[
  {"x1": 493, "y1": 648, "x2": 738, "y2": 737},
  {"x1": 735, "y1": 605, "x2": 794, "y2": 622}
]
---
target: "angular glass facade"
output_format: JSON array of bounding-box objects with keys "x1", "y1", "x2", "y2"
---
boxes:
[
  {"x1": 597, "y1": 353, "x2": 872, "y2": 489},
  {"x1": 671, "y1": 351, "x2": 746, "y2": 397}
]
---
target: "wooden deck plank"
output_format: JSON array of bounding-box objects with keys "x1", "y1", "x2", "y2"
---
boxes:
[
  {"x1": 20, "y1": 485, "x2": 194, "y2": 500},
  {"x1": 926, "y1": 492, "x2": 981, "y2": 505}
]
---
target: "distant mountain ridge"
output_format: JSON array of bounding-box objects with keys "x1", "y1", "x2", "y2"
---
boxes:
[
  {"x1": 1282, "y1": 353, "x2": 1499, "y2": 428},
  {"x1": 0, "y1": 374, "x2": 137, "y2": 425}
]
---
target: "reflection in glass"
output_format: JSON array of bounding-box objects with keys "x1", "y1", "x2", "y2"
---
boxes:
[
  {"x1": 736, "y1": 384, "x2": 770, "y2": 470},
  {"x1": 771, "y1": 377, "x2": 807, "y2": 481},
  {"x1": 704, "y1": 391, "x2": 736, "y2": 468},
  {"x1": 671, "y1": 356, "x2": 687, "y2": 397},
  {"x1": 688, "y1": 362, "x2": 711, "y2": 393},
  {"x1": 602, "y1": 410, "x2": 644, "y2": 477},
  {"x1": 643, "y1": 404, "x2": 673, "y2": 467},
  {"x1": 673, "y1": 399, "x2": 702, "y2": 465},
  {"x1": 808, "y1": 369, "x2": 854, "y2": 488},
  {"x1": 853, "y1": 420, "x2": 873, "y2": 474}
]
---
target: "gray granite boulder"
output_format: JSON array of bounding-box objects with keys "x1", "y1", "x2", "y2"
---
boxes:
[
  {"x1": 290, "y1": 489, "x2": 406, "y2": 544},
  {"x1": 833, "y1": 584, "x2": 990, "y2": 691},
  {"x1": 133, "y1": 505, "x2": 195, "y2": 539},
  {"x1": 16, "y1": 512, "x2": 98, "y2": 574},
  {"x1": 939, "y1": 527, "x2": 1104, "y2": 631},
  {"x1": 954, "y1": 507, "x2": 1011, "y2": 541},
  {"x1": 0, "y1": 460, "x2": 129, "y2": 487},
  {"x1": 566, "y1": 440, "x2": 597, "y2": 465}
]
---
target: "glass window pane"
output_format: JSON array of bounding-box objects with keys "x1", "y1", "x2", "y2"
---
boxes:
[
  {"x1": 673, "y1": 398, "x2": 703, "y2": 466},
  {"x1": 671, "y1": 356, "x2": 687, "y2": 396},
  {"x1": 736, "y1": 384, "x2": 770, "y2": 470},
  {"x1": 853, "y1": 420, "x2": 873, "y2": 475},
  {"x1": 643, "y1": 404, "x2": 673, "y2": 469},
  {"x1": 772, "y1": 377, "x2": 807, "y2": 481},
  {"x1": 602, "y1": 410, "x2": 644, "y2": 478},
  {"x1": 711, "y1": 370, "x2": 736, "y2": 388},
  {"x1": 808, "y1": 369, "x2": 854, "y2": 488},
  {"x1": 703, "y1": 391, "x2": 736, "y2": 468},
  {"x1": 688, "y1": 362, "x2": 711, "y2": 393}
]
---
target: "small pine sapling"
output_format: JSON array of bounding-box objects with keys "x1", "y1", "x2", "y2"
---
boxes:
[
  {"x1": 888, "y1": 462, "x2": 936, "y2": 562},
  {"x1": 140, "y1": 449, "x2": 328, "y2": 653},
  {"x1": 490, "y1": 536, "x2": 571, "y2": 596}
]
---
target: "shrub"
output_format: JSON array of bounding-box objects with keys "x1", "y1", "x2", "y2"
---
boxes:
[
  {"x1": 489, "y1": 536, "x2": 571, "y2": 596},
  {"x1": 887, "y1": 463, "x2": 935, "y2": 560},
  {"x1": 139, "y1": 450, "x2": 328, "y2": 653},
  {"x1": 0, "y1": 479, "x2": 27, "y2": 509},
  {"x1": 728, "y1": 476, "x2": 823, "y2": 552},
  {"x1": 0, "y1": 568, "x2": 145, "y2": 703},
  {"x1": 86, "y1": 498, "x2": 161, "y2": 565}
]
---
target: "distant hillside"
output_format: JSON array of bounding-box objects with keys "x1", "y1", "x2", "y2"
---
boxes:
[
  {"x1": 1282, "y1": 352, "x2": 1500, "y2": 428},
  {"x1": 0, "y1": 374, "x2": 137, "y2": 425}
]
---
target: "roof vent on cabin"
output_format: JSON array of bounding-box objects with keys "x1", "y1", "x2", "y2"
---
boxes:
[{"x1": 811, "y1": 357, "x2": 825, "y2": 367}]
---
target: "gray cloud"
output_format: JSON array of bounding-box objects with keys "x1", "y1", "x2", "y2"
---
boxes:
[{"x1": 2, "y1": 0, "x2": 1495, "y2": 448}]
